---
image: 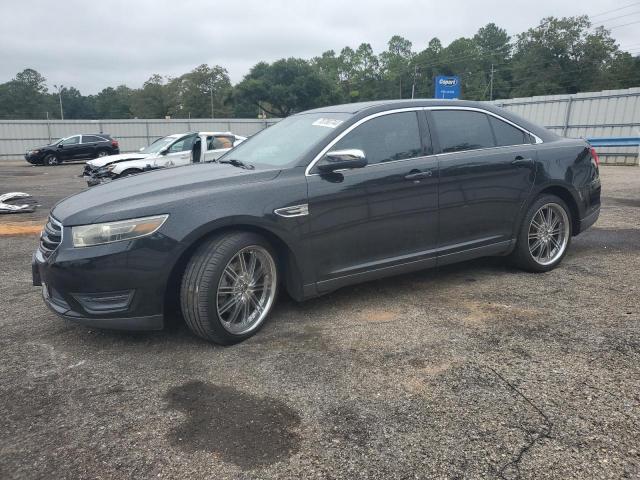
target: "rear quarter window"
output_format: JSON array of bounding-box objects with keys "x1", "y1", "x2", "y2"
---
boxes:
[{"x1": 488, "y1": 116, "x2": 531, "y2": 146}]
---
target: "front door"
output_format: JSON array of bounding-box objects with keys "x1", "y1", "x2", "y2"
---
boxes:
[
  {"x1": 157, "y1": 134, "x2": 196, "y2": 167},
  {"x1": 305, "y1": 110, "x2": 438, "y2": 291},
  {"x1": 58, "y1": 135, "x2": 81, "y2": 160},
  {"x1": 429, "y1": 109, "x2": 536, "y2": 254}
]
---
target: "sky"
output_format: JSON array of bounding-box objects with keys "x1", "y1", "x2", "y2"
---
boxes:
[{"x1": 0, "y1": 0, "x2": 638, "y2": 94}]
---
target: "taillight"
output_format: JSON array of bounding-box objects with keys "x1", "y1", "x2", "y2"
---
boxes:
[
  {"x1": 590, "y1": 147, "x2": 600, "y2": 167},
  {"x1": 112, "y1": 140, "x2": 119, "y2": 147}
]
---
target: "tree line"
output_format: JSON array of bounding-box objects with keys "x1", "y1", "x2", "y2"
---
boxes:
[{"x1": 1, "y1": 15, "x2": 638, "y2": 120}]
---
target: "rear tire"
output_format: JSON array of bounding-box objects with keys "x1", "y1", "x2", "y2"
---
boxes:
[
  {"x1": 44, "y1": 154, "x2": 60, "y2": 166},
  {"x1": 180, "y1": 232, "x2": 278, "y2": 345},
  {"x1": 511, "y1": 194, "x2": 572, "y2": 272},
  {"x1": 96, "y1": 150, "x2": 109, "y2": 158}
]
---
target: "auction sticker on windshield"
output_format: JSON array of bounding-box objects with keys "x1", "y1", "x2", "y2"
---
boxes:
[{"x1": 312, "y1": 118, "x2": 343, "y2": 128}]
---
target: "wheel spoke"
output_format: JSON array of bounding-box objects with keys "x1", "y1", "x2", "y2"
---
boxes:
[
  {"x1": 217, "y1": 285, "x2": 235, "y2": 295},
  {"x1": 247, "y1": 291, "x2": 261, "y2": 310},
  {"x1": 247, "y1": 253, "x2": 257, "y2": 278},
  {"x1": 219, "y1": 296, "x2": 239, "y2": 315},
  {"x1": 228, "y1": 300, "x2": 243, "y2": 323},
  {"x1": 237, "y1": 252, "x2": 248, "y2": 275},
  {"x1": 224, "y1": 265, "x2": 240, "y2": 282}
]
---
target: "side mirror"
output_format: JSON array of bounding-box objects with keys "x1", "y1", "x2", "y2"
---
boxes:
[
  {"x1": 317, "y1": 149, "x2": 367, "y2": 173},
  {"x1": 159, "y1": 148, "x2": 168, "y2": 156},
  {"x1": 57, "y1": 144, "x2": 63, "y2": 148}
]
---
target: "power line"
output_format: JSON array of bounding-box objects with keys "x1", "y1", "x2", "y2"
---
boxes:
[
  {"x1": 590, "y1": 10, "x2": 640, "y2": 26},
  {"x1": 588, "y1": 1, "x2": 640, "y2": 19},
  {"x1": 602, "y1": 19, "x2": 640, "y2": 29}
]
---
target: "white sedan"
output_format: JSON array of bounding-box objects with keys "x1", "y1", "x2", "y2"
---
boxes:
[{"x1": 83, "y1": 132, "x2": 246, "y2": 186}]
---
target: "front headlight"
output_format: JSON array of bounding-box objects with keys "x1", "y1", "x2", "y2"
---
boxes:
[{"x1": 72, "y1": 214, "x2": 168, "y2": 247}]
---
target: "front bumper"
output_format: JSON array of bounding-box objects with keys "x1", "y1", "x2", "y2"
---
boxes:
[
  {"x1": 25, "y1": 152, "x2": 43, "y2": 164},
  {"x1": 32, "y1": 230, "x2": 178, "y2": 331}
]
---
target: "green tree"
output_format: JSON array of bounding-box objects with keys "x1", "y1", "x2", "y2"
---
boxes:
[
  {"x1": 233, "y1": 58, "x2": 340, "y2": 117},
  {"x1": 131, "y1": 74, "x2": 167, "y2": 118},
  {"x1": 166, "y1": 64, "x2": 231, "y2": 118},
  {"x1": 380, "y1": 35, "x2": 414, "y2": 98},
  {"x1": 94, "y1": 86, "x2": 133, "y2": 118},
  {"x1": 0, "y1": 68, "x2": 51, "y2": 119},
  {"x1": 510, "y1": 16, "x2": 621, "y2": 96}
]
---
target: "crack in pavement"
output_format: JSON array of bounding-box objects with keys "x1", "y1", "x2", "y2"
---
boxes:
[{"x1": 488, "y1": 366, "x2": 553, "y2": 479}]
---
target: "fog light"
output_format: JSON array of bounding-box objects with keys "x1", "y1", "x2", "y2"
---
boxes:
[{"x1": 72, "y1": 290, "x2": 134, "y2": 314}]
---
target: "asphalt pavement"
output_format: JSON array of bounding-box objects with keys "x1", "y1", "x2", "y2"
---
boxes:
[{"x1": 0, "y1": 160, "x2": 638, "y2": 479}]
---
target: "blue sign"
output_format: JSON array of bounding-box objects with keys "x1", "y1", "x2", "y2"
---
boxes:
[{"x1": 434, "y1": 75, "x2": 461, "y2": 99}]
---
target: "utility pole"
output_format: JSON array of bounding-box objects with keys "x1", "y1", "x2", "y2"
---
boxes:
[
  {"x1": 411, "y1": 65, "x2": 418, "y2": 99},
  {"x1": 489, "y1": 64, "x2": 494, "y2": 101},
  {"x1": 54, "y1": 84, "x2": 64, "y2": 120}
]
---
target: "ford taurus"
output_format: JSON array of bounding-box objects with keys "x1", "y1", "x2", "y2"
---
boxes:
[{"x1": 32, "y1": 100, "x2": 601, "y2": 344}]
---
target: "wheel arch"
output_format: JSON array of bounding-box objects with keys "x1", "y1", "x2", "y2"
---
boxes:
[
  {"x1": 535, "y1": 184, "x2": 581, "y2": 235},
  {"x1": 163, "y1": 222, "x2": 305, "y2": 319}
]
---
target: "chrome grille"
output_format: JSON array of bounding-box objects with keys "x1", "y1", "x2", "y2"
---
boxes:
[{"x1": 40, "y1": 216, "x2": 63, "y2": 258}]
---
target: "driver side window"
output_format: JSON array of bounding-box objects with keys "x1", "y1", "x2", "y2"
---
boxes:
[
  {"x1": 168, "y1": 135, "x2": 196, "y2": 153},
  {"x1": 61, "y1": 136, "x2": 80, "y2": 146},
  {"x1": 327, "y1": 112, "x2": 422, "y2": 165}
]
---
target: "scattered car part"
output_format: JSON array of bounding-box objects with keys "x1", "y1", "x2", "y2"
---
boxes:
[{"x1": 0, "y1": 192, "x2": 38, "y2": 213}]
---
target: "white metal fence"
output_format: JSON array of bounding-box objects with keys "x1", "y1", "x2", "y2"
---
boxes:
[
  {"x1": 489, "y1": 87, "x2": 640, "y2": 165},
  {"x1": 0, "y1": 118, "x2": 279, "y2": 159},
  {"x1": 1, "y1": 87, "x2": 638, "y2": 164}
]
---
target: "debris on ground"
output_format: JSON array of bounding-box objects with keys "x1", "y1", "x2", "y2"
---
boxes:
[{"x1": 0, "y1": 192, "x2": 38, "y2": 213}]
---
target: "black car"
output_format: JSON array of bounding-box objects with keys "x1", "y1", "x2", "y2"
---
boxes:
[
  {"x1": 25, "y1": 134, "x2": 120, "y2": 166},
  {"x1": 32, "y1": 100, "x2": 601, "y2": 344}
]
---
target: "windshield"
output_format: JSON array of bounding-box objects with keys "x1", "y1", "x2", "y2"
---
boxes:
[
  {"x1": 141, "y1": 136, "x2": 180, "y2": 154},
  {"x1": 220, "y1": 113, "x2": 352, "y2": 168}
]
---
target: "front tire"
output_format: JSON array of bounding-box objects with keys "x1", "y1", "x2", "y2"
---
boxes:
[
  {"x1": 180, "y1": 232, "x2": 278, "y2": 344},
  {"x1": 44, "y1": 154, "x2": 60, "y2": 166},
  {"x1": 511, "y1": 194, "x2": 572, "y2": 272}
]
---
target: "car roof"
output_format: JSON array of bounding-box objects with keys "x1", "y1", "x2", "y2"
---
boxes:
[
  {"x1": 299, "y1": 99, "x2": 558, "y2": 142},
  {"x1": 300, "y1": 99, "x2": 499, "y2": 115}
]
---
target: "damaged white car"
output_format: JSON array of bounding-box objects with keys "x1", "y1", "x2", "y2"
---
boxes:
[{"x1": 83, "y1": 132, "x2": 246, "y2": 186}]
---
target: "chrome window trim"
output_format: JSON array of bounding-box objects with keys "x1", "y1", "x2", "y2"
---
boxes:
[
  {"x1": 305, "y1": 107, "x2": 425, "y2": 176},
  {"x1": 304, "y1": 106, "x2": 543, "y2": 177}
]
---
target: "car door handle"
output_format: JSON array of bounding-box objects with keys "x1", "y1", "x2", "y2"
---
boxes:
[
  {"x1": 512, "y1": 156, "x2": 533, "y2": 167},
  {"x1": 404, "y1": 170, "x2": 433, "y2": 180}
]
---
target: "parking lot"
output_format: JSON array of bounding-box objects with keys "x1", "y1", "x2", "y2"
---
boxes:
[{"x1": 0, "y1": 160, "x2": 638, "y2": 479}]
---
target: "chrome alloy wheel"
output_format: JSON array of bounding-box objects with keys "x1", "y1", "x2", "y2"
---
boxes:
[
  {"x1": 528, "y1": 203, "x2": 570, "y2": 266},
  {"x1": 216, "y1": 245, "x2": 277, "y2": 335},
  {"x1": 97, "y1": 150, "x2": 108, "y2": 157}
]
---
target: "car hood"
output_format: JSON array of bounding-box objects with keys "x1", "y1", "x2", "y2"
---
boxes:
[
  {"x1": 53, "y1": 162, "x2": 282, "y2": 225},
  {"x1": 86, "y1": 152, "x2": 152, "y2": 168}
]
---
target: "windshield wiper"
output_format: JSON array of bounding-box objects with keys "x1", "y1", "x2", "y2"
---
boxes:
[{"x1": 218, "y1": 159, "x2": 255, "y2": 170}]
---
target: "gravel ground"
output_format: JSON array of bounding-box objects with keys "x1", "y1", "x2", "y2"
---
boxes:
[{"x1": 0, "y1": 161, "x2": 638, "y2": 479}]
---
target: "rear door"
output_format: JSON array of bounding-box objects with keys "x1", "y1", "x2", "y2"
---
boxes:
[
  {"x1": 203, "y1": 135, "x2": 235, "y2": 161},
  {"x1": 428, "y1": 108, "x2": 536, "y2": 255},
  {"x1": 81, "y1": 135, "x2": 104, "y2": 157},
  {"x1": 305, "y1": 110, "x2": 438, "y2": 291}
]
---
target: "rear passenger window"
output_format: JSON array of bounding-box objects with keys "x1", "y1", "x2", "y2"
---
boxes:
[
  {"x1": 328, "y1": 112, "x2": 422, "y2": 165},
  {"x1": 489, "y1": 116, "x2": 530, "y2": 146},
  {"x1": 82, "y1": 135, "x2": 104, "y2": 143},
  {"x1": 431, "y1": 110, "x2": 494, "y2": 153}
]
